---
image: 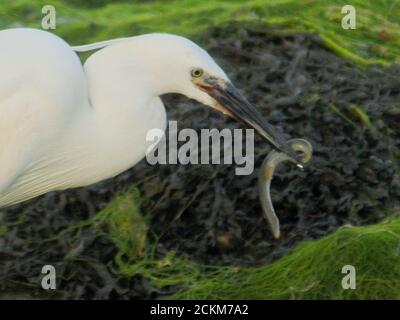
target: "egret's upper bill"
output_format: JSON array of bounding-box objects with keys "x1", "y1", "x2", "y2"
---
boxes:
[{"x1": 195, "y1": 77, "x2": 300, "y2": 162}]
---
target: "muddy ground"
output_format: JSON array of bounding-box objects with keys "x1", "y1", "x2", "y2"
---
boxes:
[{"x1": 0, "y1": 26, "x2": 399, "y2": 299}]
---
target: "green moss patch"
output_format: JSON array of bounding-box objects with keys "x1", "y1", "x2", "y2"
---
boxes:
[
  {"x1": 92, "y1": 189, "x2": 400, "y2": 299},
  {"x1": 173, "y1": 216, "x2": 400, "y2": 299},
  {"x1": 1, "y1": 1, "x2": 400, "y2": 66}
]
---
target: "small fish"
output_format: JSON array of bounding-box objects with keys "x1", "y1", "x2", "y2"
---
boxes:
[{"x1": 258, "y1": 139, "x2": 313, "y2": 239}]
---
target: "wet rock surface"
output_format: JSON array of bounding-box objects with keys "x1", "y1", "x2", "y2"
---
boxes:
[{"x1": 0, "y1": 27, "x2": 399, "y2": 299}]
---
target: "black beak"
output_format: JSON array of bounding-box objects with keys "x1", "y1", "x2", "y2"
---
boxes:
[{"x1": 198, "y1": 77, "x2": 300, "y2": 162}]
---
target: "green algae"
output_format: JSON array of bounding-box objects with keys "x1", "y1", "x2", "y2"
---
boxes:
[
  {"x1": 1, "y1": 1, "x2": 400, "y2": 66},
  {"x1": 91, "y1": 189, "x2": 400, "y2": 299},
  {"x1": 173, "y1": 216, "x2": 400, "y2": 299}
]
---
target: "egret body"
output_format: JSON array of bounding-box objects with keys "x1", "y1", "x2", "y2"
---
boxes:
[{"x1": 0, "y1": 28, "x2": 295, "y2": 208}]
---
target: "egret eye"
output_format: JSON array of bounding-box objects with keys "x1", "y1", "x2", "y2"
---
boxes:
[{"x1": 191, "y1": 68, "x2": 204, "y2": 78}]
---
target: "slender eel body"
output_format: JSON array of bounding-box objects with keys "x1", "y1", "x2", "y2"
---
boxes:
[{"x1": 258, "y1": 139, "x2": 313, "y2": 239}]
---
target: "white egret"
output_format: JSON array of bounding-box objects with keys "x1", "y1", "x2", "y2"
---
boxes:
[{"x1": 0, "y1": 28, "x2": 298, "y2": 208}]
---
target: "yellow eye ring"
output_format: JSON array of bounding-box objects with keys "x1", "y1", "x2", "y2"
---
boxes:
[{"x1": 191, "y1": 68, "x2": 204, "y2": 78}]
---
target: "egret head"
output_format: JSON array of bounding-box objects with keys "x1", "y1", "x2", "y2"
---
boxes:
[
  {"x1": 120, "y1": 34, "x2": 298, "y2": 160},
  {"x1": 153, "y1": 34, "x2": 298, "y2": 161}
]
